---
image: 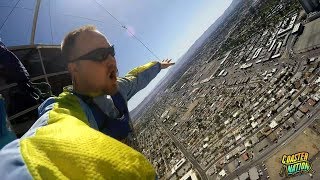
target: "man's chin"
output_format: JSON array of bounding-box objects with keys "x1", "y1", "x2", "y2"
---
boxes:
[{"x1": 106, "y1": 86, "x2": 118, "y2": 96}]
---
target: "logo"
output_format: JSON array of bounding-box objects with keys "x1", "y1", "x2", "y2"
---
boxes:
[{"x1": 279, "y1": 152, "x2": 313, "y2": 177}]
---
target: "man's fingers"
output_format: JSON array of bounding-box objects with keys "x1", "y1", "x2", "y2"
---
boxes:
[
  {"x1": 162, "y1": 58, "x2": 172, "y2": 63},
  {"x1": 160, "y1": 59, "x2": 174, "y2": 69}
]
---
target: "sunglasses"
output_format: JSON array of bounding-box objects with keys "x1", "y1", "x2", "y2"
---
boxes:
[{"x1": 69, "y1": 45, "x2": 115, "y2": 63}]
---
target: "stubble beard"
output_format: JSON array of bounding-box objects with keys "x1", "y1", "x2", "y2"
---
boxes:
[{"x1": 106, "y1": 83, "x2": 118, "y2": 95}]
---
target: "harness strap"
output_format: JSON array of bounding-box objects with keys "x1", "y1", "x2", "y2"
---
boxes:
[{"x1": 75, "y1": 92, "x2": 132, "y2": 141}]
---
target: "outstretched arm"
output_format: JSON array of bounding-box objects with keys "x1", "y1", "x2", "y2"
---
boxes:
[{"x1": 117, "y1": 59, "x2": 174, "y2": 101}]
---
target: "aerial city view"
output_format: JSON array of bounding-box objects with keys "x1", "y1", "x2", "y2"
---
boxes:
[{"x1": 132, "y1": 0, "x2": 320, "y2": 179}]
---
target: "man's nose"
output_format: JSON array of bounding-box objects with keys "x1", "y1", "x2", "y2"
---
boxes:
[
  {"x1": 105, "y1": 57, "x2": 117, "y2": 70},
  {"x1": 107, "y1": 54, "x2": 116, "y2": 64}
]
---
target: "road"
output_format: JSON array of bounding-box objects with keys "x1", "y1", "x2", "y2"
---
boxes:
[{"x1": 155, "y1": 121, "x2": 209, "y2": 180}]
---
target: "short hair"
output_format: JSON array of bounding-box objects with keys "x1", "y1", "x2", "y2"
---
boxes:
[{"x1": 61, "y1": 25, "x2": 97, "y2": 61}]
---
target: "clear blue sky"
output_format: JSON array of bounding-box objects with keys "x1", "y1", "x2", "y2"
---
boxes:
[{"x1": 0, "y1": 0, "x2": 232, "y2": 110}]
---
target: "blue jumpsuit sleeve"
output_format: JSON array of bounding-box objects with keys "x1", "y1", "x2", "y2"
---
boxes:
[{"x1": 117, "y1": 61, "x2": 161, "y2": 101}]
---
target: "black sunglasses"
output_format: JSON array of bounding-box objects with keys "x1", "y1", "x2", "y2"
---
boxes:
[{"x1": 69, "y1": 45, "x2": 115, "y2": 63}]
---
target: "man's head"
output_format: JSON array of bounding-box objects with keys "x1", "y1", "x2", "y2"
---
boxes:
[{"x1": 61, "y1": 25, "x2": 118, "y2": 96}]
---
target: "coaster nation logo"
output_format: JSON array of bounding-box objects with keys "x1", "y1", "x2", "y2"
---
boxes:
[{"x1": 279, "y1": 152, "x2": 312, "y2": 177}]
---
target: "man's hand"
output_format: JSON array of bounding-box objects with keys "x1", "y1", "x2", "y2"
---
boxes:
[{"x1": 160, "y1": 59, "x2": 175, "y2": 69}]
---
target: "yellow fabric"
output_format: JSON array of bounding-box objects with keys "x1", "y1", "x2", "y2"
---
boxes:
[
  {"x1": 20, "y1": 91, "x2": 156, "y2": 180},
  {"x1": 126, "y1": 61, "x2": 158, "y2": 77}
]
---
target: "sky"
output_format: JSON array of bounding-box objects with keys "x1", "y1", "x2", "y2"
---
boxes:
[{"x1": 0, "y1": 0, "x2": 232, "y2": 110}]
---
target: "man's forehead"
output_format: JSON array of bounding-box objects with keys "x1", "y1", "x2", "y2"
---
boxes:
[
  {"x1": 73, "y1": 30, "x2": 110, "y2": 57},
  {"x1": 78, "y1": 30, "x2": 109, "y2": 46}
]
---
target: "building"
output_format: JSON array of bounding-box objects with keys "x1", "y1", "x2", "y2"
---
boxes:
[
  {"x1": 239, "y1": 172, "x2": 250, "y2": 180},
  {"x1": 288, "y1": 118, "x2": 297, "y2": 126},
  {"x1": 295, "y1": 110, "x2": 305, "y2": 119},
  {"x1": 311, "y1": 94, "x2": 320, "y2": 102},
  {"x1": 238, "y1": 145, "x2": 246, "y2": 155},
  {"x1": 252, "y1": 48, "x2": 262, "y2": 59},
  {"x1": 278, "y1": 14, "x2": 298, "y2": 36},
  {"x1": 180, "y1": 169, "x2": 199, "y2": 180},
  {"x1": 251, "y1": 121, "x2": 259, "y2": 128},
  {"x1": 307, "y1": 98, "x2": 317, "y2": 106},
  {"x1": 242, "y1": 152, "x2": 250, "y2": 161},
  {"x1": 171, "y1": 158, "x2": 187, "y2": 175},
  {"x1": 177, "y1": 162, "x2": 192, "y2": 178},
  {"x1": 269, "y1": 120, "x2": 279, "y2": 129},
  {"x1": 268, "y1": 133, "x2": 278, "y2": 142},
  {"x1": 249, "y1": 167, "x2": 259, "y2": 180},
  {"x1": 292, "y1": 23, "x2": 304, "y2": 35},
  {"x1": 298, "y1": 0, "x2": 320, "y2": 14},
  {"x1": 240, "y1": 63, "x2": 253, "y2": 69},
  {"x1": 299, "y1": 104, "x2": 310, "y2": 113},
  {"x1": 250, "y1": 135, "x2": 259, "y2": 145},
  {"x1": 283, "y1": 123, "x2": 291, "y2": 130},
  {"x1": 219, "y1": 169, "x2": 227, "y2": 178}
]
